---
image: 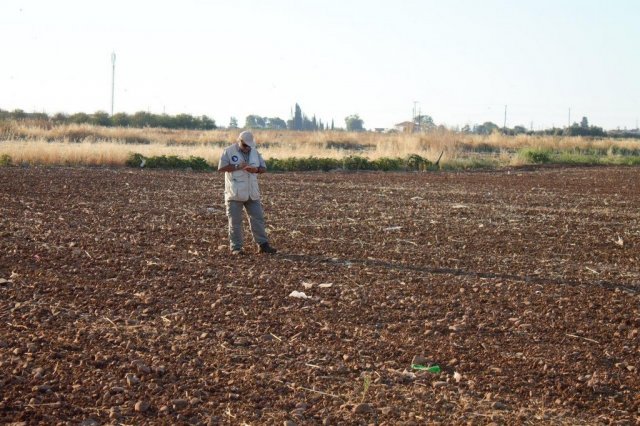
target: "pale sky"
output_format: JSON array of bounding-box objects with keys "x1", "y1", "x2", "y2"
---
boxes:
[{"x1": 1, "y1": 0, "x2": 639, "y2": 130}]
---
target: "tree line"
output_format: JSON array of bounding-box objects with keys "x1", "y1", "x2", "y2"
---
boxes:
[
  {"x1": 2, "y1": 107, "x2": 637, "y2": 139},
  {"x1": 0, "y1": 109, "x2": 217, "y2": 130},
  {"x1": 239, "y1": 103, "x2": 364, "y2": 132},
  {"x1": 459, "y1": 116, "x2": 637, "y2": 138},
  {"x1": 0, "y1": 104, "x2": 367, "y2": 132}
]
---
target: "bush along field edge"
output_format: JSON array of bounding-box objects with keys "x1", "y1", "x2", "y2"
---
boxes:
[
  {"x1": 122, "y1": 151, "x2": 640, "y2": 171},
  {"x1": 124, "y1": 153, "x2": 437, "y2": 172},
  {"x1": 3, "y1": 150, "x2": 640, "y2": 171}
]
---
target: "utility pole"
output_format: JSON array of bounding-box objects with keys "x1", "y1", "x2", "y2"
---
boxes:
[
  {"x1": 503, "y1": 105, "x2": 507, "y2": 131},
  {"x1": 111, "y1": 51, "x2": 116, "y2": 116}
]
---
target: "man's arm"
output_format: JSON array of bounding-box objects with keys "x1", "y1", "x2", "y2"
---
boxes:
[
  {"x1": 218, "y1": 163, "x2": 243, "y2": 173},
  {"x1": 256, "y1": 152, "x2": 267, "y2": 174}
]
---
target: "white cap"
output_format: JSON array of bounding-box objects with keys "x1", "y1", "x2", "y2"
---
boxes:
[{"x1": 238, "y1": 131, "x2": 256, "y2": 148}]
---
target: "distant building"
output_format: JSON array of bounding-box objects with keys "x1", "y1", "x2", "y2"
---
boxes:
[{"x1": 394, "y1": 121, "x2": 416, "y2": 133}]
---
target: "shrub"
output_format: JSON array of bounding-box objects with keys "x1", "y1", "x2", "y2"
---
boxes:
[
  {"x1": 554, "y1": 152, "x2": 600, "y2": 165},
  {"x1": 266, "y1": 157, "x2": 341, "y2": 172},
  {"x1": 125, "y1": 153, "x2": 211, "y2": 171},
  {"x1": 405, "y1": 154, "x2": 432, "y2": 171},
  {"x1": 342, "y1": 155, "x2": 370, "y2": 170},
  {"x1": 371, "y1": 157, "x2": 404, "y2": 171},
  {"x1": 126, "y1": 153, "x2": 145, "y2": 167},
  {"x1": 519, "y1": 148, "x2": 552, "y2": 164},
  {"x1": 0, "y1": 154, "x2": 12, "y2": 166},
  {"x1": 440, "y1": 158, "x2": 499, "y2": 170}
]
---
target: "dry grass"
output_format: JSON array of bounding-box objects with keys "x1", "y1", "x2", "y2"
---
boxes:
[{"x1": 1, "y1": 121, "x2": 639, "y2": 167}]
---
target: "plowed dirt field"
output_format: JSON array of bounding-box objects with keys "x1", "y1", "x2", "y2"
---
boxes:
[{"x1": 1, "y1": 166, "x2": 639, "y2": 425}]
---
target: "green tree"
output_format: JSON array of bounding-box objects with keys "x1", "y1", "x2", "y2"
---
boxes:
[
  {"x1": 293, "y1": 103, "x2": 303, "y2": 130},
  {"x1": 52, "y1": 112, "x2": 69, "y2": 124},
  {"x1": 173, "y1": 114, "x2": 197, "y2": 129},
  {"x1": 111, "y1": 113, "x2": 130, "y2": 127},
  {"x1": 229, "y1": 117, "x2": 238, "y2": 129},
  {"x1": 89, "y1": 111, "x2": 111, "y2": 126},
  {"x1": 131, "y1": 111, "x2": 155, "y2": 127},
  {"x1": 199, "y1": 115, "x2": 216, "y2": 130},
  {"x1": 414, "y1": 114, "x2": 435, "y2": 131},
  {"x1": 245, "y1": 115, "x2": 266, "y2": 129},
  {"x1": 302, "y1": 115, "x2": 313, "y2": 131},
  {"x1": 11, "y1": 109, "x2": 27, "y2": 120},
  {"x1": 580, "y1": 116, "x2": 589, "y2": 128},
  {"x1": 266, "y1": 117, "x2": 287, "y2": 130},
  {"x1": 473, "y1": 121, "x2": 499, "y2": 135},
  {"x1": 69, "y1": 112, "x2": 90, "y2": 124},
  {"x1": 345, "y1": 114, "x2": 365, "y2": 132}
]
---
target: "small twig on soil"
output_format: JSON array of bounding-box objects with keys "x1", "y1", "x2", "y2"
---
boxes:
[
  {"x1": 470, "y1": 412, "x2": 492, "y2": 418},
  {"x1": 269, "y1": 333, "x2": 282, "y2": 342},
  {"x1": 565, "y1": 333, "x2": 600, "y2": 344},
  {"x1": 7, "y1": 322, "x2": 28, "y2": 330},
  {"x1": 298, "y1": 386, "x2": 343, "y2": 399},
  {"x1": 585, "y1": 267, "x2": 599, "y2": 274},
  {"x1": 103, "y1": 317, "x2": 119, "y2": 330},
  {"x1": 397, "y1": 239, "x2": 419, "y2": 246},
  {"x1": 305, "y1": 363, "x2": 322, "y2": 369}
]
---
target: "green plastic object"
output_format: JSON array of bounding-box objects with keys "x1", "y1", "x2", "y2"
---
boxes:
[{"x1": 411, "y1": 364, "x2": 441, "y2": 373}]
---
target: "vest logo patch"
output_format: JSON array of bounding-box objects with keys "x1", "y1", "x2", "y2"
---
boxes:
[{"x1": 231, "y1": 155, "x2": 239, "y2": 162}]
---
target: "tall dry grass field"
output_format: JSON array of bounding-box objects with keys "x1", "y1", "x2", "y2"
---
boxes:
[{"x1": 1, "y1": 121, "x2": 639, "y2": 167}]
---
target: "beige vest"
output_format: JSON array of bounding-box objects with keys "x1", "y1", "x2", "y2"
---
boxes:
[{"x1": 223, "y1": 144, "x2": 261, "y2": 202}]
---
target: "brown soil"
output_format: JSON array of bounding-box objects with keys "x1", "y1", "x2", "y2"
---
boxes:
[{"x1": 1, "y1": 166, "x2": 638, "y2": 425}]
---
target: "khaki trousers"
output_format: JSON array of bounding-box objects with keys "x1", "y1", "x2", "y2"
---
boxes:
[{"x1": 225, "y1": 199, "x2": 268, "y2": 250}]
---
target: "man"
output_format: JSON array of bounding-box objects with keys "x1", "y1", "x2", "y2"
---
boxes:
[{"x1": 217, "y1": 131, "x2": 277, "y2": 255}]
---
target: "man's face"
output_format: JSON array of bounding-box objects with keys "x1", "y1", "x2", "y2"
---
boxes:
[{"x1": 239, "y1": 141, "x2": 251, "y2": 152}]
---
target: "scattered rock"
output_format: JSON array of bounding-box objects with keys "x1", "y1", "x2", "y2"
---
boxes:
[
  {"x1": 32, "y1": 367, "x2": 45, "y2": 379},
  {"x1": 411, "y1": 355, "x2": 428, "y2": 365},
  {"x1": 125, "y1": 373, "x2": 140, "y2": 386},
  {"x1": 135, "y1": 400, "x2": 150, "y2": 412},
  {"x1": 132, "y1": 360, "x2": 151, "y2": 374},
  {"x1": 109, "y1": 407, "x2": 121, "y2": 419},
  {"x1": 171, "y1": 399, "x2": 188, "y2": 410},
  {"x1": 492, "y1": 401, "x2": 510, "y2": 411},
  {"x1": 380, "y1": 406, "x2": 394, "y2": 415},
  {"x1": 352, "y1": 403, "x2": 374, "y2": 414},
  {"x1": 233, "y1": 337, "x2": 251, "y2": 346}
]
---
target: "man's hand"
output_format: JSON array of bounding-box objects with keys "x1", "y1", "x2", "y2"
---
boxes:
[{"x1": 243, "y1": 165, "x2": 259, "y2": 173}]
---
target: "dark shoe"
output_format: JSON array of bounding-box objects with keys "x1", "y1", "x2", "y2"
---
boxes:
[{"x1": 258, "y1": 242, "x2": 277, "y2": 254}]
